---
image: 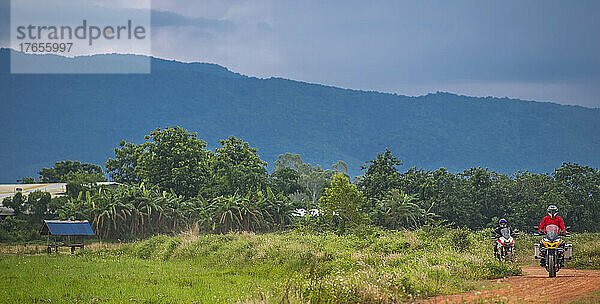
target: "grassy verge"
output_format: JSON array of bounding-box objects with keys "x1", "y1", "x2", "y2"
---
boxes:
[
  {"x1": 567, "y1": 233, "x2": 600, "y2": 270},
  {"x1": 0, "y1": 254, "x2": 273, "y2": 303},
  {"x1": 1, "y1": 226, "x2": 523, "y2": 303}
]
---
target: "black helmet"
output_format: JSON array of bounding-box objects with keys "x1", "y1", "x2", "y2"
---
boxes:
[
  {"x1": 547, "y1": 205, "x2": 558, "y2": 218},
  {"x1": 498, "y1": 218, "x2": 507, "y2": 227}
]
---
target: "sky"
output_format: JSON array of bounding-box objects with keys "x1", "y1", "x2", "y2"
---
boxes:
[{"x1": 1, "y1": 0, "x2": 600, "y2": 108}]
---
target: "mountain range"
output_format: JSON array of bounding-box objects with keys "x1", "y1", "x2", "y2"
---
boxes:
[{"x1": 1, "y1": 48, "x2": 599, "y2": 182}]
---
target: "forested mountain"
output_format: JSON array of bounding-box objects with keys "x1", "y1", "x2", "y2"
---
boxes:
[{"x1": 1, "y1": 48, "x2": 599, "y2": 182}]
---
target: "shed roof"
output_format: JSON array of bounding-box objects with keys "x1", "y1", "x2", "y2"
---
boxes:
[{"x1": 41, "y1": 220, "x2": 95, "y2": 236}]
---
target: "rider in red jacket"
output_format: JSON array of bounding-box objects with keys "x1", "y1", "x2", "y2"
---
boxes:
[{"x1": 538, "y1": 205, "x2": 565, "y2": 233}]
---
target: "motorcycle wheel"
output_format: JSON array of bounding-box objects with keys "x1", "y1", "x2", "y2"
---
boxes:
[{"x1": 548, "y1": 254, "x2": 557, "y2": 277}]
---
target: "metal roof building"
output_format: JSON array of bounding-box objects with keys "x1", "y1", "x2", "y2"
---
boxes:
[
  {"x1": 0, "y1": 182, "x2": 120, "y2": 201},
  {"x1": 41, "y1": 220, "x2": 95, "y2": 236}
]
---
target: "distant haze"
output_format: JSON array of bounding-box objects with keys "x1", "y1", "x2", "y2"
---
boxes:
[
  {"x1": 1, "y1": 50, "x2": 599, "y2": 182},
  {"x1": 1, "y1": 0, "x2": 599, "y2": 107}
]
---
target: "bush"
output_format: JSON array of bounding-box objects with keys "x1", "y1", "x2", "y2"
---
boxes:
[
  {"x1": 449, "y1": 227, "x2": 472, "y2": 251},
  {"x1": 0, "y1": 217, "x2": 39, "y2": 242},
  {"x1": 133, "y1": 235, "x2": 181, "y2": 260},
  {"x1": 569, "y1": 233, "x2": 600, "y2": 270}
]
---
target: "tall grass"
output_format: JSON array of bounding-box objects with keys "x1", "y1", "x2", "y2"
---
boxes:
[
  {"x1": 567, "y1": 233, "x2": 600, "y2": 270},
  {"x1": 81, "y1": 226, "x2": 520, "y2": 303},
  {"x1": 5, "y1": 228, "x2": 597, "y2": 303}
]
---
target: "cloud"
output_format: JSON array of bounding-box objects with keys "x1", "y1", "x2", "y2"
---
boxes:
[
  {"x1": 149, "y1": 0, "x2": 282, "y2": 76},
  {"x1": 3, "y1": 0, "x2": 600, "y2": 107},
  {"x1": 144, "y1": 0, "x2": 600, "y2": 107}
]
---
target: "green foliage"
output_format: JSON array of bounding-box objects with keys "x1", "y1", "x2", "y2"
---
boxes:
[
  {"x1": 24, "y1": 191, "x2": 52, "y2": 224},
  {"x1": 56, "y1": 184, "x2": 199, "y2": 239},
  {"x1": 273, "y1": 153, "x2": 337, "y2": 213},
  {"x1": 553, "y1": 162, "x2": 600, "y2": 232},
  {"x1": 64, "y1": 171, "x2": 107, "y2": 197},
  {"x1": 137, "y1": 126, "x2": 213, "y2": 198},
  {"x1": 210, "y1": 136, "x2": 269, "y2": 197},
  {"x1": 2, "y1": 191, "x2": 52, "y2": 224},
  {"x1": 53, "y1": 228, "x2": 520, "y2": 303},
  {"x1": 0, "y1": 217, "x2": 38, "y2": 242},
  {"x1": 567, "y1": 233, "x2": 600, "y2": 270},
  {"x1": 321, "y1": 173, "x2": 367, "y2": 232},
  {"x1": 17, "y1": 176, "x2": 36, "y2": 184},
  {"x1": 37, "y1": 160, "x2": 105, "y2": 183},
  {"x1": 357, "y1": 159, "x2": 600, "y2": 232},
  {"x1": 358, "y1": 148, "x2": 403, "y2": 204},
  {"x1": 198, "y1": 187, "x2": 297, "y2": 234},
  {"x1": 271, "y1": 167, "x2": 306, "y2": 196},
  {"x1": 3, "y1": 192, "x2": 26, "y2": 216},
  {"x1": 106, "y1": 129, "x2": 273, "y2": 199},
  {"x1": 372, "y1": 189, "x2": 435, "y2": 229},
  {"x1": 105, "y1": 140, "x2": 144, "y2": 184},
  {"x1": 52, "y1": 182, "x2": 300, "y2": 239},
  {"x1": 7, "y1": 134, "x2": 600, "y2": 245},
  {"x1": 134, "y1": 235, "x2": 182, "y2": 260},
  {"x1": 449, "y1": 227, "x2": 472, "y2": 251}
]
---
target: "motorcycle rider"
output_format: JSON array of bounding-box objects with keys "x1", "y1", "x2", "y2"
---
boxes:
[
  {"x1": 492, "y1": 218, "x2": 512, "y2": 256},
  {"x1": 492, "y1": 218, "x2": 510, "y2": 236},
  {"x1": 538, "y1": 205, "x2": 565, "y2": 233},
  {"x1": 538, "y1": 205, "x2": 566, "y2": 267}
]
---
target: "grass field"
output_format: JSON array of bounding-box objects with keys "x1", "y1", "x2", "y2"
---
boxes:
[{"x1": 1, "y1": 228, "x2": 598, "y2": 303}]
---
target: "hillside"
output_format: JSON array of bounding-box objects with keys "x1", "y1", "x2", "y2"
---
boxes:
[{"x1": 1, "y1": 48, "x2": 599, "y2": 181}]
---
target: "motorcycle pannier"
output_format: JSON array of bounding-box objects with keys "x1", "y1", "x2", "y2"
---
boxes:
[
  {"x1": 534, "y1": 244, "x2": 542, "y2": 259},
  {"x1": 564, "y1": 244, "x2": 573, "y2": 259}
]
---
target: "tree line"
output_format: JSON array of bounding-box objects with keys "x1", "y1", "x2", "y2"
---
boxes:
[{"x1": 2, "y1": 126, "x2": 599, "y2": 241}]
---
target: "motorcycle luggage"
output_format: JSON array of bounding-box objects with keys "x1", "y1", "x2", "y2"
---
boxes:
[
  {"x1": 564, "y1": 243, "x2": 573, "y2": 259},
  {"x1": 534, "y1": 243, "x2": 542, "y2": 259}
]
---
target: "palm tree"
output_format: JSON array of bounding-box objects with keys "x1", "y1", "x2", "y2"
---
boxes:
[{"x1": 377, "y1": 189, "x2": 431, "y2": 229}]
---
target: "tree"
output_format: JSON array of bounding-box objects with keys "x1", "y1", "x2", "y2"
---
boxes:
[
  {"x1": 17, "y1": 177, "x2": 36, "y2": 184},
  {"x1": 460, "y1": 167, "x2": 496, "y2": 228},
  {"x1": 553, "y1": 163, "x2": 600, "y2": 232},
  {"x1": 137, "y1": 127, "x2": 213, "y2": 198},
  {"x1": 37, "y1": 160, "x2": 105, "y2": 183},
  {"x1": 358, "y1": 148, "x2": 403, "y2": 212},
  {"x1": 24, "y1": 191, "x2": 52, "y2": 224},
  {"x1": 397, "y1": 167, "x2": 476, "y2": 228},
  {"x1": 297, "y1": 163, "x2": 335, "y2": 210},
  {"x1": 210, "y1": 136, "x2": 269, "y2": 197},
  {"x1": 271, "y1": 167, "x2": 306, "y2": 196},
  {"x1": 274, "y1": 153, "x2": 304, "y2": 170},
  {"x1": 3, "y1": 193, "x2": 26, "y2": 216},
  {"x1": 274, "y1": 153, "x2": 335, "y2": 210},
  {"x1": 64, "y1": 170, "x2": 108, "y2": 198},
  {"x1": 105, "y1": 140, "x2": 144, "y2": 184},
  {"x1": 275, "y1": 153, "x2": 340, "y2": 210},
  {"x1": 373, "y1": 189, "x2": 434, "y2": 229},
  {"x1": 332, "y1": 160, "x2": 349, "y2": 177},
  {"x1": 320, "y1": 173, "x2": 366, "y2": 232}
]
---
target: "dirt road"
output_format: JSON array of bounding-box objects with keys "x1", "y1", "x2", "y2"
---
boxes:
[{"x1": 427, "y1": 267, "x2": 600, "y2": 303}]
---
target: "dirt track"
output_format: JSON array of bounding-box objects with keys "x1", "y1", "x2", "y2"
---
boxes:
[{"x1": 427, "y1": 267, "x2": 600, "y2": 303}]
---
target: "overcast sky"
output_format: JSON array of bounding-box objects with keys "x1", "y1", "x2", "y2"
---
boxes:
[{"x1": 2, "y1": 0, "x2": 600, "y2": 107}]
